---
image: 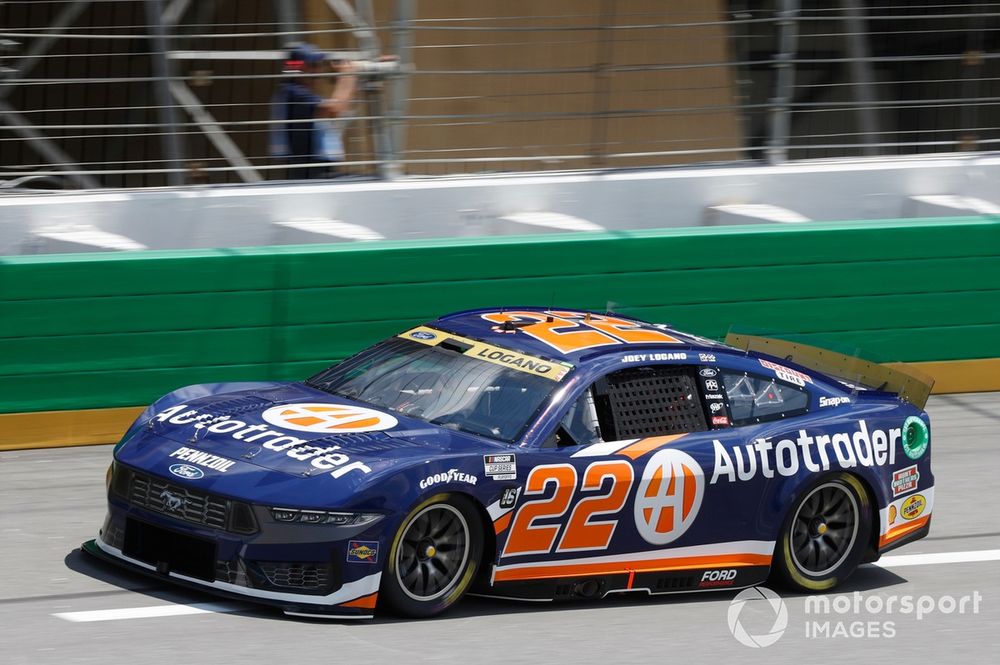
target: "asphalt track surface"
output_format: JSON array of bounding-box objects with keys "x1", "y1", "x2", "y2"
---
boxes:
[{"x1": 2, "y1": 392, "x2": 998, "y2": 664}]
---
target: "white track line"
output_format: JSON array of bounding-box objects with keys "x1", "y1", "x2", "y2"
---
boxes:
[
  {"x1": 54, "y1": 601, "x2": 244, "y2": 622},
  {"x1": 873, "y1": 549, "x2": 1000, "y2": 569}
]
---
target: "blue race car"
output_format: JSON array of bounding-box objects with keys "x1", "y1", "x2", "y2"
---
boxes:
[{"x1": 85, "y1": 308, "x2": 935, "y2": 619}]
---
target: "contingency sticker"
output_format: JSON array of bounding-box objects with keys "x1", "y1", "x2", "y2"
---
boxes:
[
  {"x1": 484, "y1": 454, "x2": 517, "y2": 480},
  {"x1": 346, "y1": 540, "x2": 379, "y2": 564}
]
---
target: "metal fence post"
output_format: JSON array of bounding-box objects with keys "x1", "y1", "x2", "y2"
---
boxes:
[
  {"x1": 842, "y1": 0, "x2": 880, "y2": 155},
  {"x1": 767, "y1": 0, "x2": 799, "y2": 165},
  {"x1": 145, "y1": 0, "x2": 185, "y2": 186}
]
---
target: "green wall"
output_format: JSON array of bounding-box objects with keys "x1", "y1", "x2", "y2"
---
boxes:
[{"x1": 1, "y1": 216, "x2": 998, "y2": 414}]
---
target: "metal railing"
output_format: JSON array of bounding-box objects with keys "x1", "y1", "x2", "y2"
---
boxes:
[{"x1": 1, "y1": 0, "x2": 999, "y2": 189}]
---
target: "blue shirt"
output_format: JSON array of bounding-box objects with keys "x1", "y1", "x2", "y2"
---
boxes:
[{"x1": 272, "y1": 81, "x2": 327, "y2": 164}]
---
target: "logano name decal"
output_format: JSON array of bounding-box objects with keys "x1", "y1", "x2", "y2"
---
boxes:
[
  {"x1": 151, "y1": 404, "x2": 373, "y2": 479},
  {"x1": 711, "y1": 419, "x2": 900, "y2": 483}
]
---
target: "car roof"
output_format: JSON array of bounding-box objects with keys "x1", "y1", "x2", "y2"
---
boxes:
[{"x1": 427, "y1": 307, "x2": 734, "y2": 363}]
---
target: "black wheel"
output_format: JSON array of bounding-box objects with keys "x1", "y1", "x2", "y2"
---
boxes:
[
  {"x1": 380, "y1": 494, "x2": 483, "y2": 618},
  {"x1": 771, "y1": 473, "x2": 872, "y2": 592}
]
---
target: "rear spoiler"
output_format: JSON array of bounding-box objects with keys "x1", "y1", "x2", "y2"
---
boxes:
[{"x1": 724, "y1": 333, "x2": 935, "y2": 410}]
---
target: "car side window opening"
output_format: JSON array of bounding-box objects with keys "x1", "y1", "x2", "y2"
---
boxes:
[
  {"x1": 722, "y1": 371, "x2": 809, "y2": 424},
  {"x1": 552, "y1": 365, "x2": 708, "y2": 447}
]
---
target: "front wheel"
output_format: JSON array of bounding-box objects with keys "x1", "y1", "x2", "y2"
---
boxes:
[
  {"x1": 771, "y1": 474, "x2": 872, "y2": 592},
  {"x1": 380, "y1": 494, "x2": 483, "y2": 618}
]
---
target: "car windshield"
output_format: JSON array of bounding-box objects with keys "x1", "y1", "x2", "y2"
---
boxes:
[{"x1": 305, "y1": 337, "x2": 561, "y2": 443}]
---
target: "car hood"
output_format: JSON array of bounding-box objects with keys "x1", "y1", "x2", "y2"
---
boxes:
[{"x1": 116, "y1": 383, "x2": 499, "y2": 485}]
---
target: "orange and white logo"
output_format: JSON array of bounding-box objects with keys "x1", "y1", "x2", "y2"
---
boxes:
[
  {"x1": 261, "y1": 403, "x2": 398, "y2": 434},
  {"x1": 634, "y1": 449, "x2": 704, "y2": 545}
]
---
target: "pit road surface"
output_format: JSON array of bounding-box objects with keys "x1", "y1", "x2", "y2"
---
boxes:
[{"x1": 2, "y1": 392, "x2": 998, "y2": 664}]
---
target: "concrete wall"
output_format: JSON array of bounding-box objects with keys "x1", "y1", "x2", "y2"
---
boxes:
[
  {"x1": 2, "y1": 154, "x2": 999, "y2": 255},
  {"x1": 2, "y1": 216, "x2": 997, "y2": 415}
]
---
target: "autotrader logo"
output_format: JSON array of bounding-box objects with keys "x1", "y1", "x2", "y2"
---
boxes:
[
  {"x1": 261, "y1": 403, "x2": 398, "y2": 433},
  {"x1": 728, "y1": 586, "x2": 788, "y2": 648}
]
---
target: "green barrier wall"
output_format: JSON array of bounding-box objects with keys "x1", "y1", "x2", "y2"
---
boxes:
[{"x1": 2, "y1": 216, "x2": 998, "y2": 414}]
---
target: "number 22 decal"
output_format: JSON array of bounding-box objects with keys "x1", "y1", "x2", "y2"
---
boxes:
[
  {"x1": 501, "y1": 450, "x2": 705, "y2": 557},
  {"x1": 502, "y1": 461, "x2": 634, "y2": 557}
]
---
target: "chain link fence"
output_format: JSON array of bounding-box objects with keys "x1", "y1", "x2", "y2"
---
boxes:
[{"x1": 1, "y1": 0, "x2": 998, "y2": 189}]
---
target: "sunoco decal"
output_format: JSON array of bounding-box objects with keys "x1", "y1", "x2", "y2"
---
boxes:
[
  {"x1": 346, "y1": 540, "x2": 379, "y2": 564},
  {"x1": 711, "y1": 420, "x2": 900, "y2": 483}
]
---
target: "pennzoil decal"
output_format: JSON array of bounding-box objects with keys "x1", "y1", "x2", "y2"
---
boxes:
[{"x1": 400, "y1": 326, "x2": 572, "y2": 381}]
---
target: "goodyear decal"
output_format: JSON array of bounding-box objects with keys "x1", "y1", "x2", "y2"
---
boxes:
[{"x1": 399, "y1": 326, "x2": 572, "y2": 381}]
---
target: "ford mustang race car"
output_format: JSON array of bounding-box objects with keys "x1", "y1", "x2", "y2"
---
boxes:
[{"x1": 85, "y1": 308, "x2": 935, "y2": 619}]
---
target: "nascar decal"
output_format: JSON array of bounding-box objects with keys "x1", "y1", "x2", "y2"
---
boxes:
[
  {"x1": 480, "y1": 310, "x2": 682, "y2": 354},
  {"x1": 484, "y1": 454, "x2": 517, "y2": 480},
  {"x1": 151, "y1": 404, "x2": 373, "y2": 479},
  {"x1": 400, "y1": 326, "x2": 572, "y2": 381},
  {"x1": 711, "y1": 420, "x2": 900, "y2": 483}
]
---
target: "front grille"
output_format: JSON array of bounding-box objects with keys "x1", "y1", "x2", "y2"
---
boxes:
[
  {"x1": 131, "y1": 473, "x2": 228, "y2": 529},
  {"x1": 251, "y1": 561, "x2": 334, "y2": 594},
  {"x1": 118, "y1": 466, "x2": 257, "y2": 534}
]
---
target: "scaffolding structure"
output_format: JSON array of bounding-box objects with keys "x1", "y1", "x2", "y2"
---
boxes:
[{"x1": 1, "y1": 0, "x2": 999, "y2": 189}]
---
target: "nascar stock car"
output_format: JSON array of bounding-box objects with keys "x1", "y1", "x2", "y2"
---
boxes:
[{"x1": 85, "y1": 308, "x2": 935, "y2": 619}]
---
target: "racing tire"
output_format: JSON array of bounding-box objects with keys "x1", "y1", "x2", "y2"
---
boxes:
[
  {"x1": 770, "y1": 473, "x2": 872, "y2": 592},
  {"x1": 380, "y1": 493, "x2": 483, "y2": 618}
]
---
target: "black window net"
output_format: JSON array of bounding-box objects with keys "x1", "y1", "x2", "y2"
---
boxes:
[{"x1": 596, "y1": 366, "x2": 707, "y2": 440}]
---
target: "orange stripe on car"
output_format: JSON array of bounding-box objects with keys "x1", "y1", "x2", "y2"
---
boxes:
[
  {"x1": 615, "y1": 434, "x2": 686, "y2": 460},
  {"x1": 493, "y1": 512, "x2": 512, "y2": 535},
  {"x1": 339, "y1": 592, "x2": 378, "y2": 609},
  {"x1": 879, "y1": 515, "x2": 930, "y2": 548},
  {"x1": 493, "y1": 552, "x2": 771, "y2": 583}
]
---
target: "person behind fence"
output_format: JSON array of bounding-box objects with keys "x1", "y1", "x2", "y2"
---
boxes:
[{"x1": 270, "y1": 43, "x2": 357, "y2": 179}]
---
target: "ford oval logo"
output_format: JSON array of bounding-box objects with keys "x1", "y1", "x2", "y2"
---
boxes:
[
  {"x1": 169, "y1": 463, "x2": 204, "y2": 480},
  {"x1": 699, "y1": 368, "x2": 718, "y2": 378},
  {"x1": 410, "y1": 330, "x2": 436, "y2": 340}
]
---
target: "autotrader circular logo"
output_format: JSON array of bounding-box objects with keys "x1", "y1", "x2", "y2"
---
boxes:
[
  {"x1": 262, "y1": 403, "x2": 398, "y2": 433},
  {"x1": 727, "y1": 586, "x2": 788, "y2": 648}
]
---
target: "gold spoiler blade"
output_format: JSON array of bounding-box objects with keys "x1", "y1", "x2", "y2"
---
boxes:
[{"x1": 724, "y1": 333, "x2": 935, "y2": 410}]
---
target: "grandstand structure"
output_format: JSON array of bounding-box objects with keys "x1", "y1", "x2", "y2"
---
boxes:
[{"x1": 2, "y1": 0, "x2": 998, "y2": 189}]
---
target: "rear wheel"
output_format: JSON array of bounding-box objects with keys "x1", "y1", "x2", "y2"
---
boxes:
[
  {"x1": 380, "y1": 494, "x2": 483, "y2": 618},
  {"x1": 771, "y1": 474, "x2": 872, "y2": 592}
]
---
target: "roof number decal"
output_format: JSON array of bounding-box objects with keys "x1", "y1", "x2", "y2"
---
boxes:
[{"x1": 479, "y1": 310, "x2": 682, "y2": 354}]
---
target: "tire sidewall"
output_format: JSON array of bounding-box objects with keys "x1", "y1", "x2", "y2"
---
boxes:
[
  {"x1": 772, "y1": 473, "x2": 873, "y2": 592},
  {"x1": 380, "y1": 493, "x2": 484, "y2": 618}
]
